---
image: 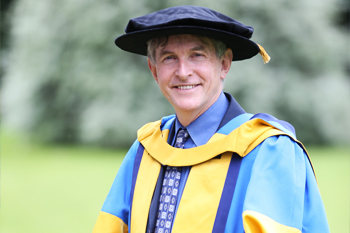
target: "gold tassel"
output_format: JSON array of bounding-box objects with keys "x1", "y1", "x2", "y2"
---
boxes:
[{"x1": 257, "y1": 44, "x2": 271, "y2": 64}]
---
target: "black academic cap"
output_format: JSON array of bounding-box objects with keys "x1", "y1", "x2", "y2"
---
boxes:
[{"x1": 115, "y1": 5, "x2": 270, "y2": 63}]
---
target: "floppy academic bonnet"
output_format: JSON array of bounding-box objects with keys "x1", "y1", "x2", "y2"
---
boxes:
[{"x1": 115, "y1": 5, "x2": 270, "y2": 63}]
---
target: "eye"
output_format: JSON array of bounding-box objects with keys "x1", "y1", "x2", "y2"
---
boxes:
[
  {"x1": 191, "y1": 52, "x2": 205, "y2": 59},
  {"x1": 162, "y1": 55, "x2": 176, "y2": 63}
]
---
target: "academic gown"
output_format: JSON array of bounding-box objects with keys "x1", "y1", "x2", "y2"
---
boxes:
[{"x1": 93, "y1": 93, "x2": 330, "y2": 233}]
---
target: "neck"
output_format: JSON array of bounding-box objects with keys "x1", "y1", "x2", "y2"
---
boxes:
[
  {"x1": 176, "y1": 113, "x2": 200, "y2": 128},
  {"x1": 175, "y1": 92, "x2": 222, "y2": 127}
]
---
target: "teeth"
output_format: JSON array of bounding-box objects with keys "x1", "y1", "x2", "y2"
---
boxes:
[{"x1": 178, "y1": 85, "x2": 195, "y2": 90}]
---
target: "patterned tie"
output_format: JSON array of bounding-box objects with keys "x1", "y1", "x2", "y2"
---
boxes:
[{"x1": 154, "y1": 129, "x2": 189, "y2": 233}]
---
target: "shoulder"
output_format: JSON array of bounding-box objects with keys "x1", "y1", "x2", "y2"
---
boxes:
[
  {"x1": 231, "y1": 112, "x2": 310, "y2": 167},
  {"x1": 250, "y1": 113, "x2": 296, "y2": 139},
  {"x1": 248, "y1": 113, "x2": 309, "y2": 158},
  {"x1": 243, "y1": 113, "x2": 313, "y2": 176},
  {"x1": 217, "y1": 112, "x2": 296, "y2": 140},
  {"x1": 247, "y1": 112, "x2": 306, "y2": 157}
]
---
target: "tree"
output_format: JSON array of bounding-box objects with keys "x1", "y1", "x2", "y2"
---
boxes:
[
  {"x1": 2, "y1": 0, "x2": 349, "y2": 147},
  {"x1": 1, "y1": 0, "x2": 16, "y2": 84}
]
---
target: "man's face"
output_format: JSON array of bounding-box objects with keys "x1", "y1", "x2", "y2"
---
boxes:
[{"x1": 148, "y1": 34, "x2": 232, "y2": 125}]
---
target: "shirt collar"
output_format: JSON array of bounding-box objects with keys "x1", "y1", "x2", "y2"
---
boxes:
[{"x1": 175, "y1": 92, "x2": 229, "y2": 147}]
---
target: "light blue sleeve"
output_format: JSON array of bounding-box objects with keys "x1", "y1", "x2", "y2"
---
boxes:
[
  {"x1": 101, "y1": 140, "x2": 140, "y2": 225},
  {"x1": 242, "y1": 135, "x2": 330, "y2": 232}
]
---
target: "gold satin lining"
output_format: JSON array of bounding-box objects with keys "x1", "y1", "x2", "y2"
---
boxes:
[
  {"x1": 130, "y1": 150, "x2": 161, "y2": 233},
  {"x1": 243, "y1": 210, "x2": 301, "y2": 233},
  {"x1": 138, "y1": 118, "x2": 290, "y2": 166},
  {"x1": 92, "y1": 211, "x2": 128, "y2": 233},
  {"x1": 172, "y1": 152, "x2": 232, "y2": 233}
]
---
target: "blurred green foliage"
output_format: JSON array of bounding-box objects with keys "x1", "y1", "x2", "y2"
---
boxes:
[
  {"x1": 1, "y1": 0, "x2": 350, "y2": 147},
  {"x1": 0, "y1": 131, "x2": 349, "y2": 232}
]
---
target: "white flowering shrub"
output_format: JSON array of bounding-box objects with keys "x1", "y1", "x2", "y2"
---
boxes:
[{"x1": 2, "y1": 0, "x2": 349, "y2": 147}]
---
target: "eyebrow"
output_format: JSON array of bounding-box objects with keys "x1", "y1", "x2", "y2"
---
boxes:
[
  {"x1": 158, "y1": 45, "x2": 208, "y2": 57},
  {"x1": 190, "y1": 45, "x2": 207, "y2": 52},
  {"x1": 158, "y1": 50, "x2": 173, "y2": 58}
]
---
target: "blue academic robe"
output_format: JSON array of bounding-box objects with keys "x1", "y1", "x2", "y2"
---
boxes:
[{"x1": 93, "y1": 94, "x2": 330, "y2": 233}]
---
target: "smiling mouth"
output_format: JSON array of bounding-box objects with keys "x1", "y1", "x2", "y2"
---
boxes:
[{"x1": 177, "y1": 85, "x2": 198, "y2": 90}]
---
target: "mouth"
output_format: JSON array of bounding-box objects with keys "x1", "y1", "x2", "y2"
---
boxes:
[{"x1": 176, "y1": 85, "x2": 198, "y2": 90}]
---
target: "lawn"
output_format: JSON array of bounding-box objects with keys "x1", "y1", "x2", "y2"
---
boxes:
[
  {"x1": 307, "y1": 146, "x2": 350, "y2": 233},
  {"x1": 1, "y1": 131, "x2": 349, "y2": 232}
]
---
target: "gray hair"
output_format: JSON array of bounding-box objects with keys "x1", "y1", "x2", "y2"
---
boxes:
[{"x1": 147, "y1": 35, "x2": 227, "y2": 64}]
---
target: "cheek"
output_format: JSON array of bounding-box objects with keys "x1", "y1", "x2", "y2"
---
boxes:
[{"x1": 157, "y1": 69, "x2": 172, "y2": 84}]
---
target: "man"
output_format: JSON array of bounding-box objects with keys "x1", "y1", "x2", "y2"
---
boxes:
[{"x1": 93, "y1": 6, "x2": 329, "y2": 233}]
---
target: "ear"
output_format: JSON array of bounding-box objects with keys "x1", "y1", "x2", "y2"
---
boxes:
[
  {"x1": 148, "y1": 58, "x2": 158, "y2": 83},
  {"x1": 220, "y1": 48, "x2": 233, "y2": 80}
]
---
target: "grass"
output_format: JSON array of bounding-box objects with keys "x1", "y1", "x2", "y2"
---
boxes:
[
  {"x1": 307, "y1": 146, "x2": 350, "y2": 233},
  {"x1": 1, "y1": 131, "x2": 349, "y2": 232},
  {"x1": 0, "y1": 131, "x2": 127, "y2": 233}
]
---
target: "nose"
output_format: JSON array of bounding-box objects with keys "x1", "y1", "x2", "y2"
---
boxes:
[{"x1": 175, "y1": 59, "x2": 193, "y2": 79}]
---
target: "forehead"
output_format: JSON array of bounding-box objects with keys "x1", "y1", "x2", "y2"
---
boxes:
[{"x1": 156, "y1": 34, "x2": 215, "y2": 52}]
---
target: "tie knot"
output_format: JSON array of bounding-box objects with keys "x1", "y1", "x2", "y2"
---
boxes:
[{"x1": 174, "y1": 129, "x2": 189, "y2": 149}]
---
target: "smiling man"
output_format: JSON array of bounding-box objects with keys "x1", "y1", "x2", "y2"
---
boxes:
[
  {"x1": 93, "y1": 6, "x2": 329, "y2": 233},
  {"x1": 148, "y1": 35, "x2": 232, "y2": 127}
]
